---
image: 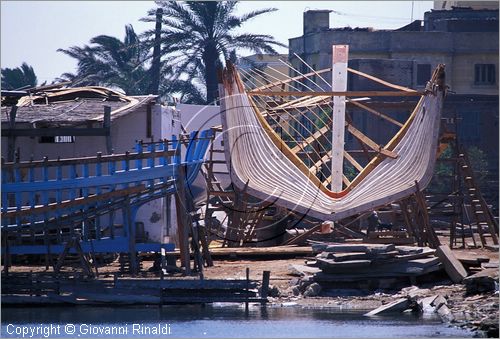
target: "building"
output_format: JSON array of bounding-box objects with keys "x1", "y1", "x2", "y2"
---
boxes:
[
  {"x1": 434, "y1": 1, "x2": 499, "y2": 10},
  {"x1": 238, "y1": 54, "x2": 290, "y2": 91},
  {"x1": 288, "y1": 7, "x2": 499, "y2": 176},
  {"x1": 1, "y1": 86, "x2": 181, "y2": 244}
]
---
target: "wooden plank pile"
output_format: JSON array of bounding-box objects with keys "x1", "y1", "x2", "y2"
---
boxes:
[{"x1": 307, "y1": 243, "x2": 442, "y2": 284}]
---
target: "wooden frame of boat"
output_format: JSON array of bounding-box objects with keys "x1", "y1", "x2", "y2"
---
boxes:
[{"x1": 219, "y1": 56, "x2": 446, "y2": 221}]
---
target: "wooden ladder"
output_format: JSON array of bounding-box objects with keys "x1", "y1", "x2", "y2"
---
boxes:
[
  {"x1": 202, "y1": 133, "x2": 235, "y2": 246},
  {"x1": 456, "y1": 146, "x2": 498, "y2": 247},
  {"x1": 201, "y1": 132, "x2": 266, "y2": 248}
]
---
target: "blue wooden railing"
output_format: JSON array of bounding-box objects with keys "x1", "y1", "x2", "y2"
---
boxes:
[{"x1": 1, "y1": 130, "x2": 213, "y2": 257}]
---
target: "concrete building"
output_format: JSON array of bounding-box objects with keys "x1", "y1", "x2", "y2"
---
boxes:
[
  {"x1": 434, "y1": 1, "x2": 499, "y2": 10},
  {"x1": 288, "y1": 7, "x2": 499, "y2": 175},
  {"x1": 238, "y1": 54, "x2": 290, "y2": 91},
  {"x1": 289, "y1": 8, "x2": 498, "y2": 95}
]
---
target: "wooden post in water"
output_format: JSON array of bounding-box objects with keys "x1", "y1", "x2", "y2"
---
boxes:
[
  {"x1": 330, "y1": 45, "x2": 349, "y2": 192},
  {"x1": 261, "y1": 270, "x2": 270, "y2": 302}
]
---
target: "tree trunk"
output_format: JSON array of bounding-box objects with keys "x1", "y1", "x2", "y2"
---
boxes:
[
  {"x1": 203, "y1": 42, "x2": 219, "y2": 105},
  {"x1": 148, "y1": 7, "x2": 163, "y2": 95}
]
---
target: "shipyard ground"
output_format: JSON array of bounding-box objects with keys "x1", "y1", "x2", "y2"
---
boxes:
[{"x1": 5, "y1": 246, "x2": 498, "y2": 337}]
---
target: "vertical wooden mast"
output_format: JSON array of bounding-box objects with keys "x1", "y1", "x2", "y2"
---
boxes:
[{"x1": 331, "y1": 45, "x2": 349, "y2": 192}]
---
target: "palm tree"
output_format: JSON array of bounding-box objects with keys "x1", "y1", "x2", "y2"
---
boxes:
[
  {"x1": 1, "y1": 62, "x2": 38, "y2": 90},
  {"x1": 58, "y1": 25, "x2": 154, "y2": 95},
  {"x1": 142, "y1": 1, "x2": 286, "y2": 104}
]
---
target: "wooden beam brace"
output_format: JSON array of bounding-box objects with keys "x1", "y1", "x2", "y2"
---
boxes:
[
  {"x1": 347, "y1": 67, "x2": 417, "y2": 92},
  {"x1": 347, "y1": 99, "x2": 404, "y2": 127},
  {"x1": 272, "y1": 95, "x2": 316, "y2": 110},
  {"x1": 344, "y1": 151, "x2": 363, "y2": 172},
  {"x1": 310, "y1": 151, "x2": 331, "y2": 175},
  {"x1": 251, "y1": 65, "x2": 418, "y2": 94},
  {"x1": 248, "y1": 90, "x2": 423, "y2": 97},
  {"x1": 290, "y1": 125, "x2": 329, "y2": 154},
  {"x1": 322, "y1": 174, "x2": 350, "y2": 187},
  {"x1": 309, "y1": 150, "x2": 363, "y2": 175},
  {"x1": 346, "y1": 123, "x2": 398, "y2": 159},
  {"x1": 252, "y1": 68, "x2": 332, "y2": 91}
]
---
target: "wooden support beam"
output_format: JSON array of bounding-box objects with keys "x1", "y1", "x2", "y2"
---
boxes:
[
  {"x1": 347, "y1": 68, "x2": 417, "y2": 93},
  {"x1": 347, "y1": 99, "x2": 404, "y2": 127},
  {"x1": 322, "y1": 174, "x2": 351, "y2": 187},
  {"x1": 436, "y1": 245, "x2": 467, "y2": 283},
  {"x1": 290, "y1": 125, "x2": 329, "y2": 154},
  {"x1": 253, "y1": 68, "x2": 332, "y2": 91},
  {"x1": 346, "y1": 123, "x2": 398, "y2": 159},
  {"x1": 331, "y1": 45, "x2": 348, "y2": 192},
  {"x1": 248, "y1": 90, "x2": 423, "y2": 97},
  {"x1": 310, "y1": 151, "x2": 331, "y2": 175},
  {"x1": 344, "y1": 151, "x2": 363, "y2": 172},
  {"x1": 272, "y1": 95, "x2": 317, "y2": 110}
]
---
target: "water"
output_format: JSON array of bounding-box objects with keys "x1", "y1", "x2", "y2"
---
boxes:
[{"x1": 1, "y1": 304, "x2": 473, "y2": 338}]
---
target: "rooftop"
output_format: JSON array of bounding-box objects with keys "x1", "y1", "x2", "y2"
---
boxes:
[{"x1": 1, "y1": 86, "x2": 156, "y2": 126}]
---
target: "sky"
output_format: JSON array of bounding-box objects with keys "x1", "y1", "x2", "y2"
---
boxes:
[{"x1": 1, "y1": 1, "x2": 433, "y2": 84}]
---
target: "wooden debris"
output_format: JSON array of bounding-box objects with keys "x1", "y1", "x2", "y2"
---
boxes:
[
  {"x1": 313, "y1": 243, "x2": 395, "y2": 254},
  {"x1": 455, "y1": 253, "x2": 490, "y2": 267},
  {"x1": 485, "y1": 244, "x2": 499, "y2": 251},
  {"x1": 316, "y1": 259, "x2": 372, "y2": 273},
  {"x1": 287, "y1": 264, "x2": 321, "y2": 277},
  {"x1": 463, "y1": 268, "x2": 499, "y2": 295},
  {"x1": 198, "y1": 245, "x2": 313, "y2": 259},
  {"x1": 435, "y1": 245, "x2": 468, "y2": 283},
  {"x1": 364, "y1": 298, "x2": 411, "y2": 316},
  {"x1": 481, "y1": 262, "x2": 498, "y2": 269}
]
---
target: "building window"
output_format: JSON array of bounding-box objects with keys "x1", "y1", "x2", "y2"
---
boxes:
[
  {"x1": 416, "y1": 64, "x2": 431, "y2": 86},
  {"x1": 474, "y1": 64, "x2": 496, "y2": 85},
  {"x1": 39, "y1": 136, "x2": 75, "y2": 143}
]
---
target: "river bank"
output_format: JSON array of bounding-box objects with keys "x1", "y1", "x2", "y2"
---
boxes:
[
  {"x1": 3, "y1": 246, "x2": 498, "y2": 337},
  {"x1": 200, "y1": 247, "x2": 499, "y2": 338}
]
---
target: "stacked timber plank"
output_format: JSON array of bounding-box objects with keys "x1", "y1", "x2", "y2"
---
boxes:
[{"x1": 309, "y1": 243, "x2": 441, "y2": 283}]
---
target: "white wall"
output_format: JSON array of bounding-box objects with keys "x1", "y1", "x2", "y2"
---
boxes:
[
  {"x1": 134, "y1": 105, "x2": 180, "y2": 244},
  {"x1": 176, "y1": 104, "x2": 230, "y2": 188}
]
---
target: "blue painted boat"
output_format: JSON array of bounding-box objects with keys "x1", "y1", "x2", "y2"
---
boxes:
[{"x1": 1, "y1": 130, "x2": 213, "y2": 258}]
